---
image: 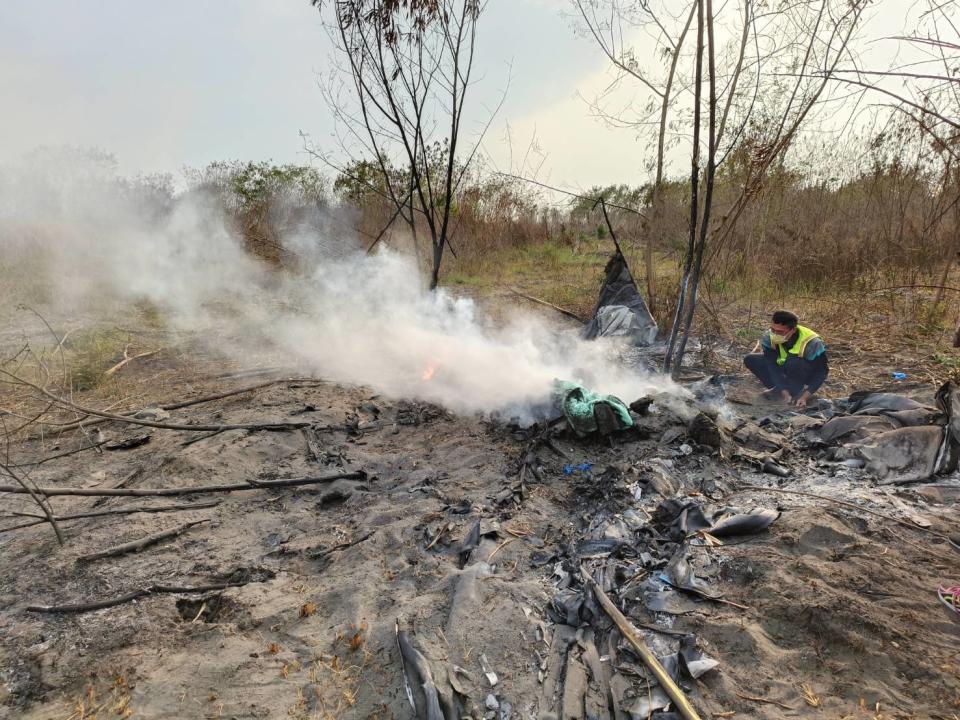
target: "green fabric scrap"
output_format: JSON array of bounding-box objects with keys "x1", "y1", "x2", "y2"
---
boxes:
[{"x1": 554, "y1": 380, "x2": 634, "y2": 436}]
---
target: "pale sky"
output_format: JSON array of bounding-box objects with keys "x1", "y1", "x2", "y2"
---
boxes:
[{"x1": 0, "y1": 0, "x2": 921, "y2": 190}]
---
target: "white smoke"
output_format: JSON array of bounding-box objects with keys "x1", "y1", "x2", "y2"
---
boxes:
[{"x1": 0, "y1": 149, "x2": 679, "y2": 418}]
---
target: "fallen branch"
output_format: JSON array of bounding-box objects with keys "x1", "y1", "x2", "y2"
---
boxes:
[
  {"x1": 307, "y1": 530, "x2": 376, "y2": 560},
  {"x1": 425, "y1": 524, "x2": 447, "y2": 550},
  {"x1": 163, "y1": 378, "x2": 297, "y2": 411},
  {"x1": 26, "y1": 580, "x2": 250, "y2": 614},
  {"x1": 211, "y1": 366, "x2": 286, "y2": 380},
  {"x1": 11, "y1": 439, "x2": 108, "y2": 467},
  {"x1": 733, "y1": 690, "x2": 794, "y2": 711},
  {"x1": 0, "y1": 500, "x2": 220, "y2": 533},
  {"x1": 581, "y1": 565, "x2": 703, "y2": 720},
  {"x1": 630, "y1": 621, "x2": 694, "y2": 638},
  {"x1": 6, "y1": 376, "x2": 310, "y2": 432},
  {"x1": 76, "y1": 519, "x2": 210, "y2": 562},
  {"x1": 0, "y1": 470, "x2": 368, "y2": 497},
  {"x1": 0, "y1": 461, "x2": 63, "y2": 545},
  {"x1": 92, "y1": 466, "x2": 145, "y2": 508},
  {"x1": 31, "y1": 377, "x2": 299, "y2": 435},
  {"x1": 181, "y1": 429, "x2": 231, "y2": 447},
  {"x1": 103, "y1": 347, "x2": 161, "y2": 378},
  {"x1": 486, "y1": 538, "x2": 515, "y2": 562},
  {"x1": 509, "y1": 287, "x2": 586, "y2": 323}
]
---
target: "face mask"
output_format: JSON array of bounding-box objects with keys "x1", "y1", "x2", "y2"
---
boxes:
[{"x1": 769, "y1": 332, "x2": 787, "y2": 345}]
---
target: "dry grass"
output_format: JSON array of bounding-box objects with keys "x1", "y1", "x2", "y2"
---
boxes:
[{"x1": 62, "y1": 674, "x2": 133, "y2": 720}]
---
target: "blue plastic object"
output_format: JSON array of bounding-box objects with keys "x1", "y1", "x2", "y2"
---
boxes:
[
  {"x1": 892, "y1": 372, "x2": 908, "y2": 380},
  {"x1": 562, "y1": 462, "x2": 593, "y2": 475}
]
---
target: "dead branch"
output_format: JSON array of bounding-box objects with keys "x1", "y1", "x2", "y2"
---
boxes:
[
  {"x1": 12, "y1": 439, "x2": 109, "y2": 467},
  {"x1": 180, "y1": 429, "x2": 232, "y2": 447},
  {"x1": 1, "y1": 369, "x2": 310, "y2": 433},
  {"x1": 629, "y1": 620, "x2": 693, "y2": 638},
  {"x1": 581, "y1": 565, "x2": 703, "y2": 720},
  {"x1": 0, "y1": 470, "x2": 368, "y2": 498},
  {"x1": 734, "y1": 690, "x2": 794, "y2": 710},
  {"x1": 0, "y1": 501, "x2": 220, "y2": 533},
  {"x1": 76, "y1": 519, "x2": 211, "y2": 563},
  {"x1": 508, "y1": 288, "x2": 586, "y2": 323},
  {"x1": 0, "y1": 461, "x2": 63, "y2": 545},
  {"x1": 211, "y1": 367, "x2": 285, "y2": 380},
  {"x1": 102, "y1": 346, "x2": 161, "y2": 378},
  {"x1": 38, "y1": 377, "x2": 297, "y2": 435},
  {"x1": 163, "y1": 378, "x2": 298, "y2": 411},
  {"x1": 26, "y1": 580, "x2": 254, "y2": 615},
  {"x1": 492, "y1": 172, "x2": 647, "y2": 218},
  {"x1": 307, "y1": 529, "x2": 376, "y2": 560},
  {"x1": 91, "y1": 466, "x2": 145, "y2": 508}
]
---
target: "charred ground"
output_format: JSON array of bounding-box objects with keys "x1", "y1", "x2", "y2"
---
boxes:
[{"x1": 0, "y1": 337, "x2": 958, "y2": 719}]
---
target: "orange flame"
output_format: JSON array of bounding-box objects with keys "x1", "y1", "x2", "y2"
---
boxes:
[{"x1": 422, "y1": 364, "x2": 436, "y2": 381}]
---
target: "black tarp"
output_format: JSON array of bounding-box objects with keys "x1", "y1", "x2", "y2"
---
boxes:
[
  {"x1": 824, "y1": 381, "x2": 960, "y2": 484},
  {"x1": 583, "y1": 244, "x2": 658, "y2": 345}
]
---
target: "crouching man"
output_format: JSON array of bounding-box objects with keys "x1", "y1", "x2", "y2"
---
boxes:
[{"x1": 744, "y1": 310, "x2": 828, "y2": 409}]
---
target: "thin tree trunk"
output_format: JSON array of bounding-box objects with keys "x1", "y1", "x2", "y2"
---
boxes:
[
  {"x1": 430, "y1": 241, "x2": 443, "y2": 290},
  {"x1": 663, "y1": 0, "x2": 705, "y2": 373},
  {"x1": 646, "y1": 2, "x2": 697, "y2": 319},
  {"x1": 933, "y1": 186, "x2": 960, "y2": 312},
  {"x1": 673, "y1": 0, "x2": 719, "y2": 375}
]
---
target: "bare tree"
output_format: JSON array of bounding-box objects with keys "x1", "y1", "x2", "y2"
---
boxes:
[
  {"x1": 668, "y1": 0, "x2": 718, "y2": 374},
  {"x1": 309, "y1": 0, "x2": 488, "y2": 289},
  {"x1": 666, "y1": 0, "x2": 869, "y2": 373},
  {"x1": 818, "y1": 1, "x2": 960, "y2": 331},
  {"x1": 574, "y1": 0, "x2": 869, "y2": 374}
]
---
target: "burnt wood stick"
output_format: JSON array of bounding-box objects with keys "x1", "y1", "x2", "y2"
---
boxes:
[
  {"x1": 26, "y1": 581, "x2": 249, "y2": 614},
  {"x1": 581, "y1": 565, "x2": 703, "y2": 720},
  {"x1": 508, "y1": 287, "x2": 587, "y2": 323},
  {"x1": 11, "y1": 440, "x2": 108, "y2": 467},
  {"x1": 0, "y1": 500, "x2": 220, "y2": 533},
  {"x1": 76, "y1": 519, "x2": 210, "y2": 563},
  {"x1": 40, "y1": 377, "x2": 300, "y2": 435},
  {"x1": 3, "y1": 373, "x2": 311, "y2": 433},
  {"x1": 307, "y1": 530, "x2": 376, "y2": 559},
  {"x1": 0, "y1": 471, "x2": 368, "y2": 497}
]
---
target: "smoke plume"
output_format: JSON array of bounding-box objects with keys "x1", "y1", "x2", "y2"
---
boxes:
[{"x1": 0, "y1": 149, "x2": 677, "y2": 419}]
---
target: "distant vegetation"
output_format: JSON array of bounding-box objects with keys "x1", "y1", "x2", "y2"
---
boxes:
[
  {"x1": 6, "y1": 135, "x2": 954, "y2": 344},
  {"x1": 169, "y1": 127, "x2": 957, "y2": 336}
]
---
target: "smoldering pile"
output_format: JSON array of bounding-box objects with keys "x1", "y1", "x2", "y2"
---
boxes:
[{"x1": 386, "y1": 375, "x2": 796, "y2": 719}]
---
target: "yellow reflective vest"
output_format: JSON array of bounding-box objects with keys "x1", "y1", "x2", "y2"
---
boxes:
[{"x1": 776, "y1": 325, "x2": 820, "y2": 366}]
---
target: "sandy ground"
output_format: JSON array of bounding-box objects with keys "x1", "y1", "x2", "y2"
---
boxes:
[{"x1": 1, "y1": 335, "x2": 959, "y2": 719}]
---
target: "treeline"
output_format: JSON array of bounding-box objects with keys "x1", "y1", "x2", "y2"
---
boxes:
[
  {"x1": 9, "y1": 146, "x2": 953, "y2": 321},
  {"x1": 179, "y1": 152, "x2": 957, "y2": 309}
]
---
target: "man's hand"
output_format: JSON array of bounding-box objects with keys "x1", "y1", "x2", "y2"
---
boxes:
[
  {"x1": 794, "y1": 390, "x2": 811, "y2": 409},
  {"x1": 780, "y1": 389, "x2": 792, "y2": 403}
]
